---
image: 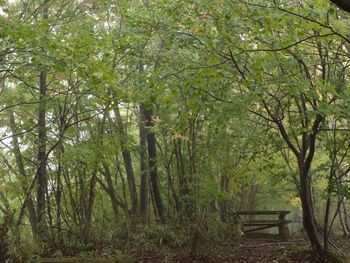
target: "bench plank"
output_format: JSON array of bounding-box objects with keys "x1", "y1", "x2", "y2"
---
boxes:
[
  {"x1": 243, "y1": 220, "x2": 292, "y2": 226},
  {"x1": 244, "y1": 225, "x2": 280, "y2": 233},
  {"x1": 235, "y1": 210, "x2": 290, "y2": 216}
]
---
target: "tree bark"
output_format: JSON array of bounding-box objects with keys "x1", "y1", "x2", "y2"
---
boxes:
[
  {"x1": 35, "y1": 0, "x2": 50, "y2": 244},
  {"x1": 55, "y1": 144, "x2": 64, "y2": 248},
  {"x1": 330, "y1": 0, "x2": 350, "y2": 13},
  {"x1": 219, "y1": 173, "x2": 229, "y2": 222},
  {"x1": 299, "y1": 164, "x2": 324, "y2": 253},
  {"x1": 266, "y1": 99, "x2": 325, "y2": 255},
  {"x1": 113, "y1": 106, "x2": 139, "y2": 216},
  {"x1": 100, "y1": 161, "x2": 128, "y2": 220},
  {"x1": 296, "y1": 129, "x2": 324, "y2": 255},
  {"x1": 82, "y1": 111, "x2": 107, "y2": 244},
  {"x1": 164, "y1": 160, "x2": 180, "y2": 214},
  {"x1": 139, "y1": 104, "x2": 149, "y2": 220},
  {"x1": 36, "y1": 66, "x2": 49, "y2": 242},
  {"x1": 144, "y1": 106, "x2": 165, "y2": 223},
  {"x1": 9, "y1": 111, "x2": 38, "y2": 237}
]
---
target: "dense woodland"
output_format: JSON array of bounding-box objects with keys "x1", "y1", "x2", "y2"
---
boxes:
[{"x1": 2, "y1": 0, "x2": 350, "y2": 262}]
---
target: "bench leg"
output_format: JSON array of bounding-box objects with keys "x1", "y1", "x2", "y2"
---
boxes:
[
  {"x1": 278, "y1": 223, "x2": 290, "y2": 237},
  {"x1": 279, "y1": 214, "x2": 290, "y2": 237}
]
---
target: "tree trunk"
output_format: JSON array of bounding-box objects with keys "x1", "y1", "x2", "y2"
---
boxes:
[
  {"x1": 339, "y1": 199, "x2": 350, "y2": 237},
  {"x1": 82, "y1": 111, "x2": 107, "y2": 244},
  {"x1": 330, "y1": 0, "x2": 350, "y2": 13},
  {"x1": 165, "y1": 161, "x2": 180, "y2": 214},
  {"x1": 174, "y1": 140, "x2": 187, "y2": 199},
  {"x1": 36, "y1": 66, "x2": 49, "y2": 243},
  {"x1": 323, "y1": 178, "x2": 333, "y2": 251},
  {"x1": 113, "y1": 106, "x2": 139, "y2": 216},
  {"x1": 144, "y1": 106, "x2": 165, "y2": 223},
  {"x1": 299, "y1": 162, "x2": 324, "y2": 254},
  {"x1": 139, "y1": 104, "x2": 149, "y2": 221},
  {"x1": 219, "y1": 174, "x2": 229, "y2": 222},
  {"x1": 83, "y1": 168, "x2": 98, "y2": 244},
  {"x1": 9, "y1": 111, "x2": 38, "y2": 237},
  {"x1": 36, "y1": 1, "x2": 50, "y2": 244},
  {"x1": 186, "y1": 118, "x2": 197, "y2": 221},
  {"x1": 55, "y1": 147, "x2": 64, "y2": 248},
  {"x1": 101, "y1": 161, "x2": 128, "y2": 220}
]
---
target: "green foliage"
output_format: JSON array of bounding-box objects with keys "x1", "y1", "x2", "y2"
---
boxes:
[
  {"x1": 130, "y1": 224, "x2": 187, "y2": 251},
  {"x1": 2, "y1": 0, "x2": 350, "y2": 261}
]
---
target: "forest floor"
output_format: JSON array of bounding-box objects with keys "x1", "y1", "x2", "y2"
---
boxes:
[
  {"x1": 220, "y1": 234, "x2": 324, "y2": 263},
  {"x1": 39, "y1": 234, "x2": 350, "y2": 263},
  {"x1": 185, "y1": 234, "x2": 345, "y2": 263}
]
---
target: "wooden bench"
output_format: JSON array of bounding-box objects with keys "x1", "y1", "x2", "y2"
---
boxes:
[{"x1": 235, "y1": 210, "x2": 292, "y2": 237}]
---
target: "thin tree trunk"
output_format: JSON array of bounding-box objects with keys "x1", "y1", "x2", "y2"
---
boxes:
[
  {"x1": 83, "y1": 168, "x2": 98, "y2": 244},
  {"x1": 63, "y1": 169, "x2": 78, "y2": 225},
  {"x1": 139, "y1": 104, "x2": 148, "y2": 221},
  {"x1": 174, "y1": 140, "x2": 187, "y2": 198},
  {"x1": 338, "y1": 195, "x2": 348, "y2": 236},
  {"x1": 8, "y1": 111, "x2": 38, "y2": 237},
  {"x1": 55, "y1": 140, "x2": 64, "y2": 248},
  {"x1": 343, "y1": 200, "x2": 350, "y2": 234},
  {"x1": 82, "y1": 111, "x2": 107, "y2": 244},
  {"x1": 36, "y1": 1, "x2": 50, "y2": 244},
  {"x1": 36, "y1": 66, "x2": 49, "y2": 243},
  {"x1": 165, "y1": 162, "x2": 180, "y2": 213},
  {"x1": 101, "y1": 161, "x2": 128, "y2": 220},
  {"x1": 299, "y1": 161, "x2": 324, "y2": 254},
  {"x1": 113, "y1": 106, "x2": 139, "y2": 216},
  {"x1": 144, "y1": 106, "x2": 165, "y2": 223},
  {"x1": 186, "y1": 118, "x2": 197, "y2": 220},
  {"x1": 219, "y1": 173, "x2": 229, "y2": 222},
  {"x1": 323, "y1": 174, "x2": 334, "y2": 250}
]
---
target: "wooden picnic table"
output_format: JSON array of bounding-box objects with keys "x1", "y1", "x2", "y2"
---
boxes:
[{"x1": 235, "y1": 210, "x2": 292, "y2": 237}]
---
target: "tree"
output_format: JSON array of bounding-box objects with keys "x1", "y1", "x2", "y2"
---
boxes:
[
  {"x1": 330, "y1": 0, "x2": 350, "y2": 12},
  {"x1": 2, "y1": 0, "x2": 350, "y2": 261}
]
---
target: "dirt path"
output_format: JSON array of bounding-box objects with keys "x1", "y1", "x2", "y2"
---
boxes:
[{"x1": 226, "y1": 236, "x2": 315, "y2": 263}]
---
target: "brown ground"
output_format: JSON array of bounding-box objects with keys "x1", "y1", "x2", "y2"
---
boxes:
[
  {"x1": 39, "y1": 235, "x2": 350, "y2": 263},
  {"x1": 222, "y1": 235, "x2": 318, "y2": 263},
  {"x1": 148, "y1": 235, "x2": 346, "y2": 263}
]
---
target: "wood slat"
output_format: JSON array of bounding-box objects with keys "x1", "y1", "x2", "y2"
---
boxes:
[
  {"x1": 243, "y1": 225, "x2": 279, "y2": 233},
  {"x1": 243, "y1": 220, "x2": 292, "y2": 226},
  {"x1": 235, "y1": 210, "x2": 290, "y2": 216}
]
